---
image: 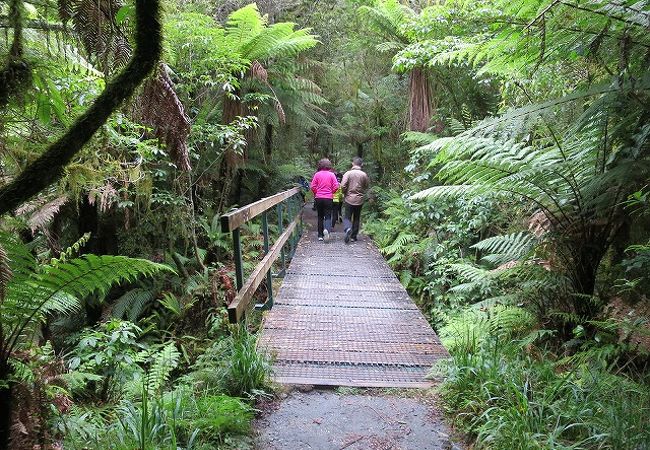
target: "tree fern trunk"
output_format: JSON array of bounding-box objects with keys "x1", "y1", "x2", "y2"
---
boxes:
[
  {"x1": 570, "y1": 240, "x2": 608, "y2": 321},
  {"x1": 408, "y1": 67, "x2": 432, "y2": 132},
  {"x1": 264, "y1": 122, "x2": 273, "y2": 161},
  {"x1": 0, "y1": 368, "x2": 13, "y2": 450}
]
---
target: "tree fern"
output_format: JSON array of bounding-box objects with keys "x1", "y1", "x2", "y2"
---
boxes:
[
  {"x1": 0, "y1": 232, "x2": 173, "y2": 388},
  {"x1": 412, "y1": 73, "x2": 650, "y2": 317}
]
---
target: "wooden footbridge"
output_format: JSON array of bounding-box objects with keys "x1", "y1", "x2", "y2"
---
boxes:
[{"x1": 221, "y1": 188, "x2": 447, "y2": 388}]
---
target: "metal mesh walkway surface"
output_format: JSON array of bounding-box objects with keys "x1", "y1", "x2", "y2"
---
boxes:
[{"x1": 258, "y1": 208, "x2": 448, "y2": 388}]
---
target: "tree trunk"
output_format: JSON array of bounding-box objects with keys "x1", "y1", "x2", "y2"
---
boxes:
[
  {"x1": 0, "y1": 0, "x2": 163, "y2": 215},
  {"x1": 408, "y1": 67, "x2": 432, "y2": 132},
  {"x1": 0, "y1": 368, "x2": 13, "y2": 450},
  {"x1": 356, "y1": 142, "x2": 364, "y2": 158},
  {"x1": 264, "y1": 122, "x2": 273, "y2": 162},
  {"x1": 570, "y1": 241, "x2": 607, "y2": 320},
  {"x1": 232, "y1": 168, "x2": 244, "y2": 206}
]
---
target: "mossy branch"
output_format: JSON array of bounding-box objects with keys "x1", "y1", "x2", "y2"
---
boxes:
[{"x1": 0, "y1": 0, "x2": 163, "y2": 216}]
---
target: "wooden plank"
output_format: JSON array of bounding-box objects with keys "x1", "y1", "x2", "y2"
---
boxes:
[
  {"x1": 221, "y1": 187, "x2": 301, "y2": 232},
  {"x1": 228, "y1": 216, "x2": 299, "y2": 323}
]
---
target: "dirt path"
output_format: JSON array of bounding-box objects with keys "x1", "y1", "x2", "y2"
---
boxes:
[{"x1": 254, "y1": 387, "x2": 463, "y2": 450}]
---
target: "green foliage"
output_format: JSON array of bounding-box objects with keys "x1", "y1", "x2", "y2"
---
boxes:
[
  {"x1": 0, "y1": 232, "x2": 171, "y2": 386},
  {"x1": 441, "y1": 331, "x2": 650, "y2": 449},
  {"x1": 177, "y1": 394, "x2": 253, "y2": 442},
  {"x1": 68, "y1": 320, "x2": 145, "y2": 401},
  {"x1": 471, "y1": 232, "x2": 536, "y2": 266},
  {"x1": 187, "y1": 325, "x2": 271, "y2": 398},
  {"x1": 60, "y1": 360, "x2": 253, "y2": 450},
  {"x1": 365, "y1": 183, "x2": 504, "y2": 312}
]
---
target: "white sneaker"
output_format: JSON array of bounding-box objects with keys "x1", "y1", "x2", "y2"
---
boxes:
[
  {"x1": 323, "y1": 229, "x2": 330, "y2": 242},
  {"x1": 318, "y1": 237, "x2": 324, "y2": 241}
]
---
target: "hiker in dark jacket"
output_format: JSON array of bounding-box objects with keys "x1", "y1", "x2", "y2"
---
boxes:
[{"x1": 341, "y1": 157, "x2": 370, "y2": 243}]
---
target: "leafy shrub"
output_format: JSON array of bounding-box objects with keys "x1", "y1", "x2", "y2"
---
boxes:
[{"x1": 68, "y1": 320, "x2": 146, "y2": 401}]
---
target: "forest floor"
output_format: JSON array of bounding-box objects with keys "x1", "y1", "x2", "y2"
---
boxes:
[{"x1": 253, "y1": 386, "x2": 464, "y2": 450}]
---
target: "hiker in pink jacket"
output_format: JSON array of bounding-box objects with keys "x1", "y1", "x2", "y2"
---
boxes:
[{"x1": 310, "y1": 158, "x2": 339, "y2": 242}]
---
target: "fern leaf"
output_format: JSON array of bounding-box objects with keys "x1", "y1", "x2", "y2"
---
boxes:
[
  {"x1": 146, "y1": 342, "x2": 180, "y2": 394},
  {"x1": 472, "y1": 232, "x2": 536, "y2": 266},
  {"x1": 111, "y1": 288, "x2": 156, "y2": 321}
]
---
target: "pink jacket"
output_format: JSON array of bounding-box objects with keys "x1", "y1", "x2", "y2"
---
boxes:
[{"x1": 310, "y1": 170, "x2": 339, "y2": 199}]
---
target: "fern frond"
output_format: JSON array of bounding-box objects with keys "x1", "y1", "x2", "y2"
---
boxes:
[
  {"x1": 146, "y1": 342, "x2": 180, "y2": 394},
  {"x1": 488, "y1": 305, "x2": 536, "y2": 338},
  {"x1": 0, "y1": 235, "x2": 174, "y2": 357},
  {"x1": 381, "y1": 232, "x2": 418, "y2": 256},
  {"x1": 111, "y1": 287, "x2": 157, "y2": 321},
  {"x1": 16, "y1": 195, "x2": 68, "y2": 232},
  {"x1": 472, "y1": 232, "x2": 537, "y2": 266}
]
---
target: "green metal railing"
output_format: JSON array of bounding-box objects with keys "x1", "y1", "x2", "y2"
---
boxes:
[{"x1": 220, "y1": 186, "x2": 304, "y2": 323}]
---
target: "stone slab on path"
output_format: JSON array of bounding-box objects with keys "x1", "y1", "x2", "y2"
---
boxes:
[{"x1": 254, "y1": 388, "x2": 464, "y2": 450}]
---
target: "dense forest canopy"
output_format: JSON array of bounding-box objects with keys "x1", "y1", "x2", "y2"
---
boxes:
[{"x1": 0, "y1": 0, "x2": 649, "y2": 448}]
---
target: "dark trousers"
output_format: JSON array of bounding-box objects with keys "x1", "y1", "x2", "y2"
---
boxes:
[
  {"x1": 314, "y1": 198, "x2": 333, "y2": 237},
  {"x1": 343, "y1": 202, "x2": 363, "y2": 239},
  {"x1": 332, "y1": 202, "x2": 342, "y2": 228}
]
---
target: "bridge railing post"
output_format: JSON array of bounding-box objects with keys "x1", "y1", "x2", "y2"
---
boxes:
[
  {"x1": 276, "y1": 202, "x2": 286, "y2": 278},
  {"x1": 232, "y1": 228, "x2": 244, "y2": 290},
  {"x1": 261, "y1": 211, "x2": 273, "y2": 310}
]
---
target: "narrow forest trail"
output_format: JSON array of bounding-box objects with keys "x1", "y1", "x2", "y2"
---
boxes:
[
  {"x1": 257, "y1": 204, "x2": 448, "y2": 387},
  {"x1": 253, "y1": 205, "x2": 460, "y2": 449}
]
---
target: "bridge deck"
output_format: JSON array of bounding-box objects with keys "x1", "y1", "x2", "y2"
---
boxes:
[{"x1": 258, "y1": 208, "x2": 448, "y2": 388}]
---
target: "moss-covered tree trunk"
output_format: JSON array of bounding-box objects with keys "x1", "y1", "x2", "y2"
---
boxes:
[{"x1": 0, "y1": 0, "x2": 163, "y2": 217}]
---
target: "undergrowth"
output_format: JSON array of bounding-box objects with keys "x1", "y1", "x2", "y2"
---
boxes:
[{"x1": 439, "y1": 322, "x2": 650, "y2": 449}]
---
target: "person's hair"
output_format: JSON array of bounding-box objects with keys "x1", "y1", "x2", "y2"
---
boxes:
[
  {"x1": 336, "y1": 172, "x2": 343, "y2": 181},
  {"x1": 317, "y1": 158, "x2": 332, "y2": 171},
  {"x1": 352, "y1": 157, "x2": 363, "y2": 167}
]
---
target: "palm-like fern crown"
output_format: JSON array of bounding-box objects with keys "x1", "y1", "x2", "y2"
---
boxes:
[
  {"x1": 357, "y1": 0, "x2": 413, "y2": 46},
  {"x1": 224, "y1": 3, "x2": 318, "y2": 65}
]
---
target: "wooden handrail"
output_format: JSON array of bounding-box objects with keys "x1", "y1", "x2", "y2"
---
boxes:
[
  {"x1": 220, "y1": 186, "x2": 304, "y2": 323},
  {"x1": 227, "y1": 216, "x2": 299, "y2": 323},
  {"x1": 220, "y1": 187, "x2": 301, "y2": 233}
]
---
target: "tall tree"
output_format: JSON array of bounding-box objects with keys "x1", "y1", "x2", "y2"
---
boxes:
[{"x1": 358, "y1": 0, "x2": 432, "y2": 132}]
